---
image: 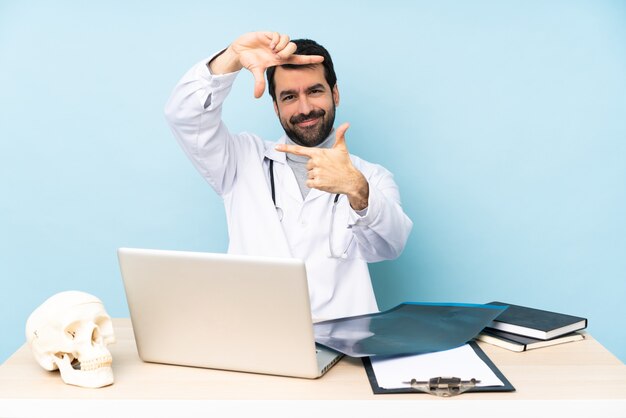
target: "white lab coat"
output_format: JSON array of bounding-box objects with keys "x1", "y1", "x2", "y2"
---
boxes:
[{"x1": 164, "y1": 58, "x2": 413, "y2": 320}]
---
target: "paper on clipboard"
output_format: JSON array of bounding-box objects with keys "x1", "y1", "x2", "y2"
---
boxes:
[{"x1": 370, "y1": 343, "x2": 504, "y2": 389}]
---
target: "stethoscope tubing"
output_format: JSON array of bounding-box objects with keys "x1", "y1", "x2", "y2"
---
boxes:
[{"x1": 268, "y1": 158, "x2": 350, "y2": 258}]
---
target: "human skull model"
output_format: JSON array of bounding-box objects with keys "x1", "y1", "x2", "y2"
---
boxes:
[{"x1": 25, "y1": 291, "x2": 116, "y2": 388}]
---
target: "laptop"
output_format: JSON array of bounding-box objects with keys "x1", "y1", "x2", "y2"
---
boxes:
[{"x1": 117, "y1": 247, "x2": 343, "y2": 379}]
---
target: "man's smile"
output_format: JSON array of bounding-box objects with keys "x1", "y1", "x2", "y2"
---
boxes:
[{"x1": 296, "y1": 117, "x2": 321, "y2": 128}]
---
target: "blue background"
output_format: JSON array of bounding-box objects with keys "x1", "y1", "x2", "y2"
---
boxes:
[{"x1": 1, "y1": 1, "x2": 625, "y2": 364}]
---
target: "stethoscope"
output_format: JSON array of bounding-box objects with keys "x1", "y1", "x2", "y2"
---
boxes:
[{"x1": 269, "y1": 159, "x2": 353, "y2": 259}]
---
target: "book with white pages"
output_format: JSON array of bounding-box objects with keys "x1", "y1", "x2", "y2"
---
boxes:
[
  {"x1": 486, "y1": 301, "x2": 587, "y2": 340},
  {"x1": 476, "y1": 329, "x2": 585, "y2": 352}
]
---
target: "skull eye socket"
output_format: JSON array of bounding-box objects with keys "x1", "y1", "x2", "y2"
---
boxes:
[
  {"x1": 64, "y1": 322, "x2": 82, "y2": 340},
  {"x1": 63, "y1": 319, "x2": 110, "y2": 343},
  {"x1": 92, "y1": 327, "x2": 102, "y2": 343}
]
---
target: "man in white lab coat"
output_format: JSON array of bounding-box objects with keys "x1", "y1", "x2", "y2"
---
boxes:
[{"x1": 164, "y1": 31, "x2": 413, "y2": 320}]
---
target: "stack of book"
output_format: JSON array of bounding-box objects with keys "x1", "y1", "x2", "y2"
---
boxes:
[{"x1": 475, "y1": 301, "x2": 588, "y2": 352}]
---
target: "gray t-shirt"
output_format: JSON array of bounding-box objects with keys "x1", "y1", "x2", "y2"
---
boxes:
[{"x1": 285, "y1": 131, "x2": 335, "y2": 199}]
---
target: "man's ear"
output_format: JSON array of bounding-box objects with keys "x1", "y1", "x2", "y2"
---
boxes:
[{"x1": 332, "y1": 85, "x2": 340, "y2": 107}]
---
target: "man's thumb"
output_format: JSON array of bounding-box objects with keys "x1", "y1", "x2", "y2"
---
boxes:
[
  {"x1": 333, "y1": 122, "x2": 350, "y2": 149},
  {"x1": 251, "y1": 67, "x2": 266, "y2": 98}
]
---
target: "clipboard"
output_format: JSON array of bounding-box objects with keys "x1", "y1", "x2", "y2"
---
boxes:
[{"x1": 362, "y1": 341, "x2": 515, "y2": 395}]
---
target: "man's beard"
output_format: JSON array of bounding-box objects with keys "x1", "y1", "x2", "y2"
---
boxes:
[{"x1": 279, "y1": 104, "x2": 335, "y2": 147}]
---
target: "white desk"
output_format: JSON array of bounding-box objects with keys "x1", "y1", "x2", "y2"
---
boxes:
[{"x1": 1, "y1": 319, "x2": 626, "y2": 417}]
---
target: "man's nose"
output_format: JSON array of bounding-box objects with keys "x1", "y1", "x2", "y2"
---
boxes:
[{"x1": 297, "y1": 96, "x2": 313, "y2": 115}]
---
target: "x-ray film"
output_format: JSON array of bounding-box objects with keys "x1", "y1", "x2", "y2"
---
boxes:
[{"x1": 313, "y1": 302, "x2": 507, "y2": 357}]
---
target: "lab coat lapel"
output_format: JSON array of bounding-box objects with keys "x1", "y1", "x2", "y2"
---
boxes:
[
  {"x1": 304, "y1": 187, "x2": 327, "y2": 203},
  {"x1": 264, "y1": 142, "x2": 303, "y2": 204},
  {"x1": 229, "y1": 147, "x2": 292, "y2": 258}
]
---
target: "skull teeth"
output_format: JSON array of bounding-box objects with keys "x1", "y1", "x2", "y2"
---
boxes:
[{"x1": 78, "y1": 355, "x2": 113, "y2": 371}]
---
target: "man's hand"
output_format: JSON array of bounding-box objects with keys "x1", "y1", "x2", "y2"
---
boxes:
[
  {"x1": 209, "y1": 31, "x2": 324, "y2": 98},
  {"x1": 275, "y1": 123, "x2": 369, "y2": 211}
]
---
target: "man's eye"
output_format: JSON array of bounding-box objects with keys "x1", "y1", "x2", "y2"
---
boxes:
[{"x1": 281, "y1": 95, "x2": 295, "y2": 102}]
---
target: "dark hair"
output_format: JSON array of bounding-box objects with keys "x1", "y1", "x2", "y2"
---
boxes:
[{"x1": 266, "y1": 39, "x2": 337, "y2": 102}]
